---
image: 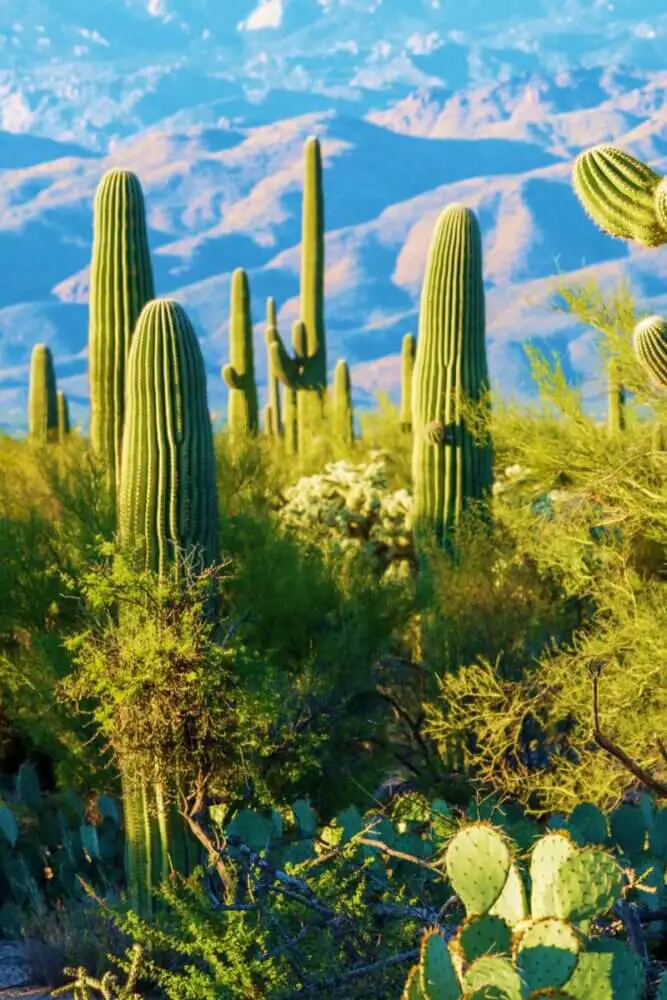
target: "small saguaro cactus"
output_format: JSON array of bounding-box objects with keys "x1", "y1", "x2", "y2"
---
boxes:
[
  {"x1": 264, "y1": 296, "x2": 283, "y2": 438},
  {"x1": 56, "y1": 390, "x2": 71, "y2": 442},
  {"x1": 119, "y1": 297, "x2": 218, "y2": 580},
  {"x1": 269, "y1": 135, "x2": 327, "y2": 452},
  {"x1": 607, "y1": 361, "x2": 626, "y2": 436},
  {"x1": 572, "y1": 143, "x2": 667, "y2": 248},
  {"x1": 88, "y1": 168, "x2": 155, "y2": 501},
  {"x1": 333, "y1": 359, "x2": 354, "y2": 445},
  {"x1": 411, "y1": 204, "x2": 493, "y2": 550},
  {"x1": 28, "y1": 343, "x2": 58, "y2": 444},
  {"x1": 400, "y1": 333, "x2": 416, "y2": 432},
  {"x1": 222, "y1": 268, "x2": 259, "y2": 442}
]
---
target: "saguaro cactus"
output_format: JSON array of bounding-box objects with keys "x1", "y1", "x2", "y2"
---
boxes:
[
  {"x1": 28, "y1": 343, "x2": 58, "y2": 444},
  {"x1": 400, "y1": 333, "x2": 416, "y2": 432},
  {"x1": 119, "y1": 298, "x2": 218, "y2": 579},
  {"x1": 89, "y1": 168, "x2": 155, "y2": 500},
  {"x1": 270, "y1": 136, "x2": 327, "y2": 451},
  {"x1": 118, "y1": 297, "x2": 217, "y2": 918},
  {"x1": 222, "y1": 268, "x2": 259, "y2": 441},
  {"x1": 333, "y1": 359, "x2": 353, "y2": 445},
  {"x1": 572, "y1": 144, "x2": 667, "y2": 248},
  {"x1": 56, "y1": 390, "x2": 71, "y2": 442},
  {"x1": 633, "y1": 315, "x2": 667, "y2": 390},
  {"x1": 607, "y1": 361, "x2": 626, "y2": 436},
  {"x1": 411, "y1": 204, "x2": 493, "y2": 550},
  {"x1": 264, "y1": 297, "x2": 283, "y2": 438}
]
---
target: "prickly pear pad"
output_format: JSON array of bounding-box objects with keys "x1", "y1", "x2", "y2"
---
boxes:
[
  {"x1": 530, "y1": 832, "x2": 577, "y2": 919},
  {"x1": 402, "y1": 964, "x2": 425, "y2": 1000},
  {"x1": 462, "y1": 988, "x2": 516, "y2": 999},
  {"x1": 462, "y1": 956, "x2": 522, "y2": 1000},
  {"x1": 489, "y1": 862, "x2": 528, "y2": 927},
  {"x1": 553, "y1": 848, "x2": 623, "y2": 925},
  {"x1": 514, "y1": 917, "x2": 580, "y2": 993},
  {"x1": 452, "y1": 914, "x2": 513, "y2": 967},
  {"x1": 418, "y1": 929, "x2": 461, "y2": 999},
  {"x1": 564, "y1": 938, "x2": 644, "y2": 1000},
  {"x1": 446, "y1": 824, "x2": 512, "y2": 916}
]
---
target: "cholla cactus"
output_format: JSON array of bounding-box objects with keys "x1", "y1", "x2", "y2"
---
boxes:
[
  {"x1": 277, "y1": 457, "x2": 413, "y2": 573},
  {"x1": 403, "y1": 821, "x2": 646, "y2": 999}
]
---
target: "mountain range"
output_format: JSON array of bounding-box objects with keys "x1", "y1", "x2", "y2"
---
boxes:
[{"x1": 1, "y1": 0, "x2": 666, "y2": 432}]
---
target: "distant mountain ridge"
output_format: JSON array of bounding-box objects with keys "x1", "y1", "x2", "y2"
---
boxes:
[{"x1": 0, "y1": 0, "x2": 666, "y2": 432}]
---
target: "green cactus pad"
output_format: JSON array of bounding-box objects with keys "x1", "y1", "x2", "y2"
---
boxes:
[
  {"x1": 0, "y1": 805, "x2": 18, "y2": 847},
  {"x1": 402, "y1": 965, "x2": 426, "y2": 1000},
  {"x1": 514, "y1": 918, "x2": 580, "y2": 993},
  {"x1": 463, "y1": 989, "x2": 517, "y2": 1000},
  {"x1": 656, "y1": 970, "x2": 667, "y2": 1000},
  {"x1": 633, "y1": 315, "x2": 667, "y2": 390},
  {"x1": 564, "y1": 938, "x2": 644, "y2": 1000},
  {"x1": 609, "y1": 804, "x2": 647, "y2": 857},
  {"x1": 531, "y1": 832, "x2": 578, "y2": 919},
  {"x1": 452, "y1": 914, "x2": 512, "y2": 968},
  {"x1": 632, "y1": 856, "x2": 666, "y2": 913},
  {"x1": 462, "y1": 956, "x2": 522, "y2": 1000},
  {"x1": 568, "y1": 803, "x2": 608, "y2": 845},
  {"x1": 418, "y1": 930, "x2": 461, "y2": 999},
  {"x1": 571, "y1": 144, "x2": 667, "y2": 248},
  {"x1": 489, "y1": 862, "x2": 528, "y2": 927},
  {"x1": 553, "y1": 847, "x2": 622, "y2": 924},
  {"x1": 650, "y1": 808, "x2": 667, "y2": 860},
  {"x1": 446, "y1": 824, "x2": 512, "y2": 916}
]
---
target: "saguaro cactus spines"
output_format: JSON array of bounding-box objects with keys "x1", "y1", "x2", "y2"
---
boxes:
[
  {"x1": 411, "y1": 204, "x2": 493, "y2": 549},
  {"x1": 89, "y1": 168, "x2": 155, "y2": 499},
  {"x1": 400, "y1": 333, "x2": 416, "y2": 432},
  {"x1": 270, "y1": 135, "x2": 327, "y2": 450},
  {"x1": 333, "y1": 359, "x2": 354, "y2": 445},
  {"x1": 572, "y1": 144, "x2": 667, "y2": 248},
  {"x1": 28, "y1": 343, "x2": 58, "y2": 444},
  {"x1": 56, "y1": 390, "x2": 71, "y2": 442},
  {"x1": 119, "y1": 298, "x2": 218, "y2": 579},
  {"x1": 264, "y1": 297, "x2": 283, "y2": 438},
  {"x1": 633, "y1": 315, "x2": 667, "y2": 390},
  {"x1": 222, "y1": 268, "x2": 259, "y2": 441}
]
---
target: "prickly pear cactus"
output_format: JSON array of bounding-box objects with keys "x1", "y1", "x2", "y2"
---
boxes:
[{"x1": 402, "y1": 821, "x2": 646, "y2": 1000}]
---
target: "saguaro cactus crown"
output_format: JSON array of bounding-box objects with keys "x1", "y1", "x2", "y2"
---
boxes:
[
  {"x1": 411, "y1": 203, "x2": 493, "y2": 548},
  {"x1": 28, "y1": 343, "x2": 58, "y2": 444},
  {"x1": 89, "y1": 168, "x2": 155, "y2": 499},
  {"x1": 270, "y1": 135, "x2": 327, "y2": 450},
  {"x1": 119, "y1": 298, "x2": 218, "y2": 579},
  {"x1": 222, "y1": 268, "x2": 259, "y2": 440}
]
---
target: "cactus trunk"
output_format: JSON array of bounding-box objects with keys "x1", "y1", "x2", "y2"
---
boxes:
[
  {"x1": 56, "y1": 390, "x2": 71, "y2": 442},
  {"x1": 222, "y1": 269, "x2": 258, "y2": 442},
  {"x1": 89, "y1": 169, "x2": 154, "y2": 502},
  {"x1": 28, "y1": 344, "x2": 58, "y2": 445},
  {"x1": 400, "y1": 333, "x2": 416, "y2": 432},
  {"x1": 265, "y1": 297, "x2": 283, "y2": 438},
  {"x1": 333, "y1": 359, "x2": 354, "y2": 445},
  {"x1": 607, "y1": 361, "x2": 626, "y2": 436},
  {"x1": 269, "y1": 136, "x2": 327, "y2": 454},
  {"x1": 411, "y1": 204, "x2": 493, "y2": 551}
]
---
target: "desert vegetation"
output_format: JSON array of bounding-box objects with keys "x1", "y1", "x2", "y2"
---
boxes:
[{"x1": 2, "y1": 137, "x2": 667, "y2": 999}]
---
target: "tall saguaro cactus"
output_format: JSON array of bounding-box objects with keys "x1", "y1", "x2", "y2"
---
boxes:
[
  {"x1": 28, "y1": 343, "x2": 58, "y2": 444},
  {"x1": 400, "y1": 333, "x2": 416, "y2": 432},
  {"x1": 412, "y1": 204, "x2": 493, "y2": 550},
  {"x1": 118, "y1": 297, "x2": 218, "y2": 917},
  {"x1": 264, "y1": 297, "x2": 283, "y2": 438},
  {"x1": 89, "y1": 168, "x2": 154, "y2": 501},
  {"x1": 270, "y1": 136, "x2": 327, "y2": 451},
  {"x1": 333, "y1": 359, "x2": 354, "y2": 445},
  {"x1": 222, "y1": 268, "x2": 259, "y2": 442}
]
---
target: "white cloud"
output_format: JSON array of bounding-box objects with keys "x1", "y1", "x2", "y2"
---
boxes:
[{"x1": 238, "y1": 0, "x2": 283, "y2": 31}]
